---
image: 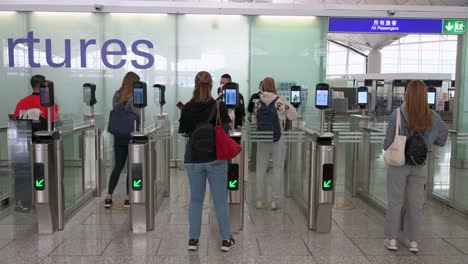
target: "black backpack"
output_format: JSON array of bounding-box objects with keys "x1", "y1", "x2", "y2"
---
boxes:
[
  {"x1": 256, "y1": 97, "x2": 281, "y2": 142},
  {"x1": 400, "y1": 109, "x2": 428, "y2": 166},
  {"x1": 190, "y1": 103, "x2": 217, "y2": 162},
  {"x1": 405, "y1": 133, "x2": 428, "y2": 166}
]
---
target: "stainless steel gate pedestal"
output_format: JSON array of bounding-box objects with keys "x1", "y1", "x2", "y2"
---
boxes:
[
  {"x1": 308, "y1": 133, "x2": 335, "y2": 233},
  {"x1": 32, "y1": 131, "x2": 64, "y2": 234},
  {"x1": 128, "y1": 134, "x2": 155, "y2": 234},
  {"x1": 229, "y1": 131, "x2": 245, "y2": 234}
]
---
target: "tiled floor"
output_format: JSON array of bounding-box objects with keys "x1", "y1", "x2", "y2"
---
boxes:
[{"x1": 1, "y1": 168, "x2": 468, "y2": 264}]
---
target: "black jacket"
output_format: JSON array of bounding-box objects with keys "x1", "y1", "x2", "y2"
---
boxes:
[
  {"x1": 235, "y1": 93, "x2": 246, "y2": 128},
  {"x1": 178, "y1": 98, "x2": 231, "y2": 163}
]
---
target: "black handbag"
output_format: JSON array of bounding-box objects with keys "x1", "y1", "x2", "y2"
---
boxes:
[{"x1": 107, "y1": 106, "x2": 139, "y2": 137}]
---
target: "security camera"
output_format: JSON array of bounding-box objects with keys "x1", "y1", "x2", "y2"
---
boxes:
[
  {"x1": 388, "y1": 10, "x2": 396, "y2": 16},
  {"x1": 94, "y1": 4, "x2": 103, "y2": 12}
]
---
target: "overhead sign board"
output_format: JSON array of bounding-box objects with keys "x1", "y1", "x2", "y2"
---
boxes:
[{"x1": 329, "y1": 17, "x2": 466, "y2": 35}]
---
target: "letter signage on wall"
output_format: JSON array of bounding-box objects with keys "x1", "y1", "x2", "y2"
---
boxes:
[
  {"x1": 7, "y1": 31, "x2": 155, "y2": 69},
  {"x1": 329, "y1": 17, "x2": 467, "y2": 34}
]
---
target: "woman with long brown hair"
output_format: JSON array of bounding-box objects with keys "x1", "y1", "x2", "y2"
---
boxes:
[
  {"x1": 105, "y1": 71, "x2": 141, "y2": 209},
  {"x1": 251, "y1": 77, "x2": 298, "y2": 210},
  {"x1": 178, "y1": 71, "x2": 235, "y2": 252},
  {"x1": 383, "y1": 80, "x2": 448, "y2": 252}
]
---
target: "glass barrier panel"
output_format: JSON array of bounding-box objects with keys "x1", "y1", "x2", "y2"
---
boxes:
[
  {"x1": 432, "y1": 134, "x2": 453, "y2": 201},
  {"x1": 62, "y1": 132, "x2": 84, "y2": 209},
  {"x1": 452, "y1": 134, "x2": 468, "y2": 211},
  {"x1": 0, "y1": 128, "x2": 11, "y2": 207}
]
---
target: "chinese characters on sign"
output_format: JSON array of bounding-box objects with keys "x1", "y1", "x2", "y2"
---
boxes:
[{"x1": 328, "y1": 18, "x2": 466, "y2": 34}]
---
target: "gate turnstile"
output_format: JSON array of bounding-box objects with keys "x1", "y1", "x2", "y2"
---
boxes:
[
  {"x1": 33, "y1": 131, "x2": 64, "y2": 234},
  {"x1": 128, "y1": 81, "x2": 157, "y2": 233},
  {"x1": 32, "y1": 81, "x2": 102, "y2": 234},
  {"x1": 128, "y1": 133, "x2": 155, "y2": 233},
  {"x1": 32, "y1": 80, "x2": 65, "y2": 234},
  {"x1": 308, "y1": 84, "x2": 336, "y2": 233},
  {"x1": 307, "y1": 133, "x2": 335, "y2": 232},
  {"x1": 229, "y1": 131, "x2": 246, "y2": 234}
]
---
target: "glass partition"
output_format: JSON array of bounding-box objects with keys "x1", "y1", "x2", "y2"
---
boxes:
[
  {"x1": 0, "y1": 127, "x2": 10, "y2": 207},
  {"x1": 250, "y1": 16, "x2": 327, "y2": 129},
  {"x1": 62, "y1": 132, "x2": 85, "y2": 208}
]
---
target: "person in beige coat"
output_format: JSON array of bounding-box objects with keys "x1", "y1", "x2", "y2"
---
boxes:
[{"x1": 251, "y1": 77, "x2": 298, "y2": 210}]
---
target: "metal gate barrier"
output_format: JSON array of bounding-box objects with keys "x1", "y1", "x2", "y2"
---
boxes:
[{"x1": 32, "y1": 81, "x2": 104, "y2": 234}]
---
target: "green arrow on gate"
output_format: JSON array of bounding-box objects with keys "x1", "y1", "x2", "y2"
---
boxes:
[
  {"x1": 323, "y1": 180, "x2": 332, "y2": 189},
  {"x1": 229, "y1": 180, "x2": 238, "y2": 189},
  {"x1": 35, "y1": 179, "x2": 44, "y2": 188},
  {"x1": 133, "y1": 179, "x2": 142, "y2": 188}
]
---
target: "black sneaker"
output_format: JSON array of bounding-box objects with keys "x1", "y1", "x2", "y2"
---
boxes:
[
  {"x1": 124, "y1": 199, "x2": 130, "y2": 208},
  {"x1": 188, "y1": 239, "x2": 199, "y2": 251},
  {"x1": 104, "y1": 199, "x2": 113, "y2": 208},
  {"x1": 221, "y1": 237, "x2": 236, "y2": 252}
]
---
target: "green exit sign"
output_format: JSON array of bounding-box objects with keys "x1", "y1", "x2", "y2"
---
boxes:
[{"x1": 443, "y1": 19, "x2": 466, "y2": 34}]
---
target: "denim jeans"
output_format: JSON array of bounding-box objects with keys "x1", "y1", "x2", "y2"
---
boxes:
[{"x1": 185, "y1": 160, "x2": 230, "y2": 241}]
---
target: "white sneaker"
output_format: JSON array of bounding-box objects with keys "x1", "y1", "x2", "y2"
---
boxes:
[
  {"x1": 384, "y1": 239, "x2": 398, "y2": 251},
  {"x1": 408, "y1": 241, "x2": 419, "y2": 252},
  {"x1": 271, "y1": 200, "x2": 280, "y2": 210},
  {"x1": 256, "y1": 201, "x2": 266, "y2": 209}
]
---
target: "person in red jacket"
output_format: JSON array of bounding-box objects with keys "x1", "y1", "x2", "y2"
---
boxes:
[{"x1": 13, "y1": 75, "x2": 60, "y2": 131}]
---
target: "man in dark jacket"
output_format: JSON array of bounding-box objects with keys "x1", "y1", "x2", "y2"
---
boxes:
[{"x1": 247, "y1": 81, "x2": 263, "y2": 121}]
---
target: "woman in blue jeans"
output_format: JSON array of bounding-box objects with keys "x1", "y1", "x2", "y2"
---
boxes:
[{"x1": 178, "y1": 71, "x2": 235, "y2": 252}]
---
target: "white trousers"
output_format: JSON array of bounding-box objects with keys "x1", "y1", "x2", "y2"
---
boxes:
[{"x1": 255, "y1": 140, "x2": 286, "y2": 201}]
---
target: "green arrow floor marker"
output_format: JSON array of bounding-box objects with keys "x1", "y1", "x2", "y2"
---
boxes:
[
  {"x1": 133, "y1": 179, "x2": 142, "y2": 188},
  {"x1": 35, "y1": 179, "x2": 44, "y2": 188},
  {"x1": 323, "y1": 180, "x2": 332, "y2": 188},
  {"x1": 229, "y1": 180, "x2": 238, "y2": 188}
]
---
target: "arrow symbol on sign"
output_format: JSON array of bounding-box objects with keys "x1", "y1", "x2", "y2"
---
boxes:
[
  {"x1": 133, "y1": 179, "x2": 142, "y2": 188},
  {"x1": 323, "y1": 180, "x2": 332, "y2": 188},
  {"x1": 446, "y1": 22, "x2": 454, "y2": 31},
  {"x1": 229, "y1": 180, "x2": 238, "y2": 188},
  {"x1": 35, "y1": 179, "x2": 44, "y2": 187}
]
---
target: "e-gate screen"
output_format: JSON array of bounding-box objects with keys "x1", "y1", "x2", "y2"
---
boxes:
[
  {"x1": 291, "y1": 91, "x2": 301, "y2": 104},
  {"x1": 40, "y1": 87, "x2": 50, "y2": 105},
  {"x1": 225, "y1": 89, "x2": 237, "y2": 106},
  {"x1": 316, "y1": 90, "x2": 329, "y2": 107},
  {"x1": 358, "y1": 91, "x2": 368, "y2": 105},
  {"x1": 83, "y1": 87, "x2": 91, "y2": 105},
  {"x1": 133, "y1": 88, "x2": 145, "y2": 106},
  {"x1": 428, "y1": 92, "x2": 436, "y2": 105}
]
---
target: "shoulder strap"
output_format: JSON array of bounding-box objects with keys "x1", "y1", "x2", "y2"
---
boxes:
[
  {"x1": 207, "y1": 101, "x2": 217, "y2": 122},
  {"x1": 269, "y1": 96, "x2": 280, "y2": 107},
  {"x1": 216, "y1": 101, "x2": 221, "y2": 125},
  {"x1": 395, "y1": 108, "x2": 401, "y2": 136}
]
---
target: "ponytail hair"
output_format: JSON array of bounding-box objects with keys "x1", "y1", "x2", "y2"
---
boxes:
[{"x1": 192, "y1": 71, "x2": 213, "y2": 103}]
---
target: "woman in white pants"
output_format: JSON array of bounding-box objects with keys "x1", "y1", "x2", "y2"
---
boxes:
[
  {"x1": 251, "y1": 77, "x2": 297, "y2": 210},
  {"x1": 383, "y1": 80, "x2": 448, "y2": 252}
]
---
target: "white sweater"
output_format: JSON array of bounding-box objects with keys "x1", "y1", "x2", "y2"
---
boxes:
[{"x1": 251, "y1": 92, "x2": 298, "y2": 129}]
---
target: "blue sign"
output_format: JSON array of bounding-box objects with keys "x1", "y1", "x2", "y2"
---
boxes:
[{"x1": 329, "y1": 17, "x2": 443, "y2": 34}]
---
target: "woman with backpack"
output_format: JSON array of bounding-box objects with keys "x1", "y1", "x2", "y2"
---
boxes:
[
  {"x1": 252, "y1": 77, "x2": 298, "y2": 210},
  {"x1": 383, "y1": 80, "x2": 448, "y2": 252},
  {"x1": 105, "y1": 71, "x2": 141, "y2": 209},
  {"x1": 178, "y1": 71, "x2": 236, "y2": 252}
]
